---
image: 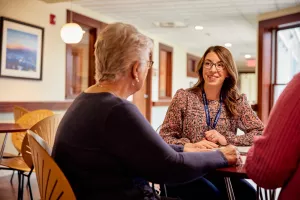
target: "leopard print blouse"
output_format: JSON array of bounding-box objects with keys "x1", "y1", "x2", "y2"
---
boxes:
[{"x1": 159, "y1": 88, "x2": 264, "y2": 146}]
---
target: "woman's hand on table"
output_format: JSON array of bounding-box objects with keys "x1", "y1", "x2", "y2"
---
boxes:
[
  {"x1": 183, "y1": 144, "x2": 213, "y2": 152},
  {"x1": 219, "y1": 145, "x2": 241, "y2": 166},
  {"x1": 205, "y1": 130, "x2": 227, "y2": 145},
  {"x1": 184, "y1": 140, "x2": 218, "y2": 152}
]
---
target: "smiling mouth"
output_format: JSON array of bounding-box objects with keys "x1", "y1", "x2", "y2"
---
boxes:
[{"x1": 207, "y1": 75, "x2": 219, "y2": 79}]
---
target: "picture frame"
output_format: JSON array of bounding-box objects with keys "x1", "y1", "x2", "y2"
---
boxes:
[
  {"x1": 187, "y1": 53, "x2": 200, "y2": 78},
  {"x1": 0, "y1": 17, "x2": 44, "y2": 80}
]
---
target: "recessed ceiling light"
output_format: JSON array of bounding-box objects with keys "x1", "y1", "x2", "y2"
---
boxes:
[
  {"x1": 245, "y1": 54, "x2": 251, "y2": 59},
  {"x1": 224, "y1": 43, "x2": 232, "y2": 47},
  {"x1": 195, "y1": 26, "x2": 204, "y2": 30}
]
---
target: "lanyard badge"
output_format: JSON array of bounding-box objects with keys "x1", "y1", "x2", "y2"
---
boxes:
[{"x1": 202, "y1": 90, "x2": 222, "y2": 130}]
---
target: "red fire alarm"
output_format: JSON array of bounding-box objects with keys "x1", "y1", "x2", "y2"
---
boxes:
[{"x1": 50, "y1": 14, "x2": 56, "y2": 25}]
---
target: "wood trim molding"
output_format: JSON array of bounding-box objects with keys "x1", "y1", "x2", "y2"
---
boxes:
[
  {"x1": 159, "y1": 43, "x2": 173, "y2": 53},
  {"x1": 257, "y1": 12, "x2": 300, "y2": 123},
  {"x1": 0, "y1": 101, "x2": 73, "y2": 113},
  {"x1": 67, "y1": 10, "x2": 107, "y2": 31},
  {"x1": 152, "y1": 101, "x2": 171, "y2": 107},
  {"x1": 145, "y1": 52, "x2": 153, "y2": 123},
  {"x1": 158, "y1": 43, "x2": 173, "y2": 100},
  {"x1": 251, "y1": 104, "x2": 258, "y2": 112},
  {"x1": 187, "y1": 53, "x2": 200, "y2": 78}
]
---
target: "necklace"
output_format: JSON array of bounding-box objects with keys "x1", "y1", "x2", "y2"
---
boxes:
[{"x1": 97, "y1": 84, "x2": 118, "y2": 97}]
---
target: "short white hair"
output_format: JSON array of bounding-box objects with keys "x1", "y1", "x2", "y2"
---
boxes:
[{"x1": 94, "y1": 22, "x2": 153, "y2": 83}]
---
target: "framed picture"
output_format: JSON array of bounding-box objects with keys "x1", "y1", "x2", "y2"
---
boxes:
[
  {"x1": 187, "y1": 53, "x2": 200, "y2": 78},
  {"x1": 0, "y1": 17, "x2": 44, "y2": 80}
]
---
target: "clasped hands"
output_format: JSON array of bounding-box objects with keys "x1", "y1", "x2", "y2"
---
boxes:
[
  {"x1": 184, "y1": 130, "x2": 227, "y2": 152},
  {"x1": 183, "y1": 130, "x2": 241, "y2": 165}
]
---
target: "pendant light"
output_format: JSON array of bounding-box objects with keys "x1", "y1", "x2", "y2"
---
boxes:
[{"x1": 60, "y1": 0, "x2": 84, "y2": 44}]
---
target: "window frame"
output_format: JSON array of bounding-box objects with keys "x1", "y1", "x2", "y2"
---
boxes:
[
  {"x1": 158, "y1": 43, "x2": 173, "y2": 100},
  {"x1": 258, "y1": 12, "x2": 300, "y2": 123}
]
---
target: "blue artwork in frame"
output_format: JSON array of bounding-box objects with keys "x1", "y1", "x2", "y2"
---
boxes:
[{"x1": 0, "y1": 17, "x2": 44, "y2": 80}]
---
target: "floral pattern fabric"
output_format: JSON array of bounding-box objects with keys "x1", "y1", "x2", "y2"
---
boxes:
[{"x1": 159, "y1": 88, "x2": 264, "y2": 146}]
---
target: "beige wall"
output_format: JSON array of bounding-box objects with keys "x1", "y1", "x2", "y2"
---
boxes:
[
  {"x1": 0, "y1": 0, "x2": 200, "y2": 102},
  {"x1": 0, "y1": 0, "x2": 200, "y2": 151}
]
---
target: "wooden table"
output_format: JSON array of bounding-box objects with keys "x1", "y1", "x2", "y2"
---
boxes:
[
  {"x1": 216, "y1": 164, "x2": 276, "y2": 200},
  {"x1": 0, "y1": 123, "x2": 28, "y2": 160}
]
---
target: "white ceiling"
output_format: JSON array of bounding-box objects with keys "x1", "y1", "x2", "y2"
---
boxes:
[{"x1": 74, "y1": 0, "x2": 300, "y2": 68}]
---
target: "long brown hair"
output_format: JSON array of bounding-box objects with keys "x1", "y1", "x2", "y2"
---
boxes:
[{"x1": 192, "y1": 46, "x2": 240, "y2": 117}]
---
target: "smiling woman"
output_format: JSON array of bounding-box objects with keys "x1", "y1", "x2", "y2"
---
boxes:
[{"x1": 159, "y1": 46, "x2": 264, "y2": 200}]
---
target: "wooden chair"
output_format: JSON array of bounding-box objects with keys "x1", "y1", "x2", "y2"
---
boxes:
[
  {"x1": 3, "y1": 106, "x2": 30, "y2": 158},
  {"x1": 7, "y1": 110, "x2": 54, "y2": 185},
  {"x1": 13, "y1": 106, "x2": 30, "y2": 122},
  {"x1": 0, "y1": 133, "x2": 34, "y2": 200},
  {"x1": 12, "y1": 109, "x2": 54, "y2": 153},
  {"x1": 30, "y1": 114, "x2": 63, "y2": 148},
  {"x1": 27, "y1": 130, "x2": 76, "y2": 200}
]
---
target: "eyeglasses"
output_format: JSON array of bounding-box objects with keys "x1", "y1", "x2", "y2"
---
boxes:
[
  {"x1": 147, "y1": 61, "x2": 154, "y2": 68},
  {"x1": 203, "y1": 60, "x2": 225, "y2": 71}
]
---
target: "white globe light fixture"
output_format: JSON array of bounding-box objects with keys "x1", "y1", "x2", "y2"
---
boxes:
[
  {"x1": 60, "y1": 23, "x2": 84, "y2": 44},
  {"x1": 224, "y1": 43, "x2": 232, "y2": 47}
]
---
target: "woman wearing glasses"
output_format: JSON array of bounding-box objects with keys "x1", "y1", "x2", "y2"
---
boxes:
[{"x1": 159, "y1": 46, "x2": 264, "y2": 200}]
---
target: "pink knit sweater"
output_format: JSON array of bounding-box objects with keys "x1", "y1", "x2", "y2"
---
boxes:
[{"x1": 245, "y1": 73, "x2": 300, "y2": 200}]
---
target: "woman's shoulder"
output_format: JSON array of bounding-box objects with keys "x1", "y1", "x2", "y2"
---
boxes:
[
  {"x1": 236, "y1": 93, "x2": 248, "y2": 104},
  {"x1": 174, "y1": 87, "x2": 200, "y2": 99},
  {"x1": 235, "y1": 93, "x2": 254, "y2": 114}
]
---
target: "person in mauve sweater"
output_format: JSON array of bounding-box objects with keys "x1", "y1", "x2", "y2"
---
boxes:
[{"x1": 245, "y1": 73, "x2": 300, "y2": 200}]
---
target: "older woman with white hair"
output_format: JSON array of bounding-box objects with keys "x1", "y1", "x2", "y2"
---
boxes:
[{"x1": 52, "y1": 22, "x2": 239, "y2": 200}]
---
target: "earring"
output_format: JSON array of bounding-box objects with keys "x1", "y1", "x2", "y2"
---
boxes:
[
  {"x1": 136, "y1": 77, "x2": 140, "y2": 83},
  {"x1": 132, "y1": 82, "x2": 135, "y2": 86}
]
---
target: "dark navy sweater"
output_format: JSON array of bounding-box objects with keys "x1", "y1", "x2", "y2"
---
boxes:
[{"x1": 52, "y1": 92, "x2": 227, "y2": 200}]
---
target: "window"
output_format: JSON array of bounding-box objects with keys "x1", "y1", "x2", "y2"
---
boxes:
[
  {"x1": 258, "y1": 12, "x2": 300, "y2": 123},
  {"x1": 187, "y1": 53, "x2": 200, "y2": 78},
  {"x1": 273, "y1": 27, "x2": 300, "y2": 104},
  {"x1": 159, "y1": 43, "x2": 173, "y2": 99},
  {"x1": 239, "y1": 73, "x2": 257, "y2": 105}
]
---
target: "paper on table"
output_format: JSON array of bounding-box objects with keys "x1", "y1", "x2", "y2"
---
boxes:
[
  {"x1": 237, "y1": 146, "x2": 251, "y2": 154},
  {"x1": 241, "y1": 155, "x2": 247, "y2": 164}
]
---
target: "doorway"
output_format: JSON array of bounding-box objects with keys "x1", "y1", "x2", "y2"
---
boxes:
[
  {"x1": 132, "y1": 65, "x2": 152, "y2": 122},
  {"x1": 64, "y1": 11, "x2": 152, "y2": 122},
  {"x1": 65, "y1": 10, "x2": 105, "y2": 99}
]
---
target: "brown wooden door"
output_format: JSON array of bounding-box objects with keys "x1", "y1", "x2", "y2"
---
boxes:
[
  {"x1": 133, "y1": 81, "x2": 147, "y2": 118},
  {"x1": 71, "y1": 49, "x2": 83, "y2": 95},
  {"x1": 132, "y1": 68, "x2": 152, "y2": 122},
  {"x1": 65, "y1": 10, "x2": 107, "y2": 99}
]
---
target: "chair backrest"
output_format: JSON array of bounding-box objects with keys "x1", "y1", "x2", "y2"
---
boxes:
[
  {"x1": 21, "y1": 133, "x2": 34, "y2": 170},
  {"x1": 27, "y1": 130, "x2": 76, "y2": 200},
  {"x1": 12, "y1": 110, "x2": 54, "y2": 153},
  {"x1": 13, "y1": 106, "x2": 29, "y2": 122},
  {"x1": 30, "y1": 114, "x2": 63, "y2": 148}
]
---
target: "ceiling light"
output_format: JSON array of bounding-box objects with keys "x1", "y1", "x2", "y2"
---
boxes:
[
  {"x1": 153, "y1": 21, "x2": 188, "y2": 28},
  {"x1": 195, "y1": 26, "x2": 204, "y2": 30},
  {"x1": 245, "y1": 54, "x2": 251, "y2": 59},
  {"x1": 224, "y1": 43, "x2": 232, "y2": 47},
  {"x1": 60, "y1": 23, "x2": 85, "y2": 44}
]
